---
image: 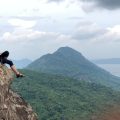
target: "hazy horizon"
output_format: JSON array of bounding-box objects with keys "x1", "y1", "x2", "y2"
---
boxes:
[
  {"x1": 2, "y1": 45, "x2": 120, "y2": 61},
  {"x1": 9, "y1": 46, "x2": 120, "y2": 61}
]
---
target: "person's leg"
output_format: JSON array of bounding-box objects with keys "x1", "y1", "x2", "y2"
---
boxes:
[
  {"x1": 11, "y1": 65, "x2": 20, "y2": 75},
  {"x1": 1, "y1": 58, "x2": 24, "y2": 77}
]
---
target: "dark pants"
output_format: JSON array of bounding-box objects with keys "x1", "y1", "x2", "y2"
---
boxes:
[{"x1": 0, "y1": 58, "x2": 14, "y2": 67}]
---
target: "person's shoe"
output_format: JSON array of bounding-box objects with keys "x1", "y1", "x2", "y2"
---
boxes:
[{"x1": 16, "y1": 73, "x2": 24, "y2": 78}]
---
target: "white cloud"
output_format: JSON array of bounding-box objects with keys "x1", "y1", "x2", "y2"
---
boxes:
[
  {"x1": 108, "y1": 25, "x2": 120, "y2": 34},
  {"x1": 8, "y1": 19, "x2": 36, "y2": 29},
  {"x1": 0, "y1": 26, "x2": 72, "y2": 44},
  {"x1": 71, "y1": 20, "x2": 120, "y2": 44},
  {"x1": 2, "y1": 32, "x2": 11, "y2": 40},
  {"x1": 101, "y1": 25, "x2": 120, "y2": 42},
  {"x1": 1, "y1": 20, "x2": 120, "y2": 60},
  {"x1": 0, "y1": 23, "x2": 80, "y2": 60},
  {"x1": 72, "y1": 21, "x2": 107, "y2": 41}
]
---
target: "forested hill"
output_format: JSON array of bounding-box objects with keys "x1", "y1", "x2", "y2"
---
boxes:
[
  {"x1": 26, "y1": 47, "x2": 120, "y2": 90},
  {"x1": 12, "y1": 69, "x2": 120, "y2": 120}
]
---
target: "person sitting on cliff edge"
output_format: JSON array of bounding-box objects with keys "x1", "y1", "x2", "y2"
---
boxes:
[{"x1": 0, "y1": 51, "x2": 24, "y2": 78}]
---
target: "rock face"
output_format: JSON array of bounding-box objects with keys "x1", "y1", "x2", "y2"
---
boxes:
[{"x1": 0, "y1": 64, "x2": 37, "y2": 120}]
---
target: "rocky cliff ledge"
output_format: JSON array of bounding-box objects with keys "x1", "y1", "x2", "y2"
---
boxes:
[{"x1": 0, "y1": 64, "x2": 37, "y2": 120}]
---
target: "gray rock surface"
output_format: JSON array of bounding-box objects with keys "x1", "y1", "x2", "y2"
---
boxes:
[{"x1": 0, "y1": 64, "x2": 37, "y2": 120}]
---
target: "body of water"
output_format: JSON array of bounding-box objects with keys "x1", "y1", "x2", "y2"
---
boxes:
[{"x1": 97, "y1": 64, "x2": 120, "y2": 77}]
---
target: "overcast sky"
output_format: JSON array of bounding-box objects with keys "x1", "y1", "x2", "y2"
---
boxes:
[{"x1": 0, "y1": 0, "x2": 120, "y2": 60}]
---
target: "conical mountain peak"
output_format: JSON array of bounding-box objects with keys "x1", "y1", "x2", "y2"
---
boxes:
[{"x1": 55, "y1": 46, "x2": 82, "y2": 55}]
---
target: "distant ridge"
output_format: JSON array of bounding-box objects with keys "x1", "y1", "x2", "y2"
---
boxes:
[
  {"x1": 13, "y1": 59, "x2": 32, "y2": 68},
  {"x1": 26, "y1": 46, "x2": 120, "y2": 90},
  {"x1": 93, "y1": 58, "x2": 120, "y2": 64}
]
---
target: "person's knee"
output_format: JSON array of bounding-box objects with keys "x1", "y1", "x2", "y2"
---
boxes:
[{"x1": 9, "y1": 60, "x2": 14, "y2": 67}]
